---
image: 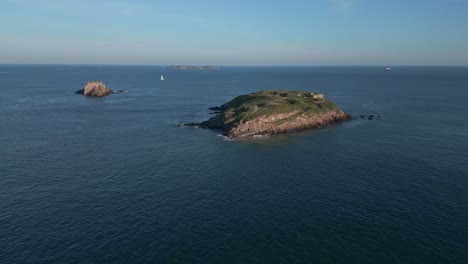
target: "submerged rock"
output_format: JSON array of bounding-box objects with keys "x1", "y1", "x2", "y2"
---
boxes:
[
  {"x1": 183, "y1": 122, "x2": 203, "y2": 127},
  {"x1": 208, "y1": 106, "x2": 221, "y2": 111},
  {"x1": 75, "y1": 81, "x2": 113, "y2": 97},
  {"x1": 185, "y1": 90, "x2": 351, "y2": 139}
]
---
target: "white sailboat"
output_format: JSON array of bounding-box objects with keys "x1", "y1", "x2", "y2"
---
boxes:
[{"x1": 160, "y1": 73, "x2": 164, "y2": 81}]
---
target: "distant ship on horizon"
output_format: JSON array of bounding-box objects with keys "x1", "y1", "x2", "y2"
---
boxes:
[{"x1": 385, "y1": 67, "x2": 392, "y2": 71}]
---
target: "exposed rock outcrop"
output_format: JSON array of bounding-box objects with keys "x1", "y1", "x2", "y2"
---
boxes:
[
  {"x1": 75, "y1": 81, "x2": 113, "y2": 97},
  {"x1": 357, "y1": 115, "x2": 381, "y2": 120}
]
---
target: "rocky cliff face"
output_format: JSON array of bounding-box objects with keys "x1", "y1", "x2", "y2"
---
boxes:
[
  {"x1": 75, "y1": 81, "x2": 113, "y2": 97},
  {"x1": 201, "y1": 109, "x2": 350, "y2": 139},
  {"x1": 186, "y1": 90, "x2": 351, "y2": 139}
]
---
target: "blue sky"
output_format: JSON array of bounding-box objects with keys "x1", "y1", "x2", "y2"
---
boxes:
[{"x1": 1, "y1": 0, "x2": 468, "y2": 65}]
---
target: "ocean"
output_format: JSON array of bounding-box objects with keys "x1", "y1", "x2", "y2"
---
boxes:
[{"x1": 1, "y1": 65, "x2": 467, "y2": 263}]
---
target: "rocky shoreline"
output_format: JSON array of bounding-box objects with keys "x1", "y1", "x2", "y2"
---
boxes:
[{"x1": 187, "y1": 110, "x2": 352, "y2": 139}]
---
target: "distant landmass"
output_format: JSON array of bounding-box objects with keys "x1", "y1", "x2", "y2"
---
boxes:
[
  {"x1": 170, "y1": 66, "x2": 220, "y2": 70},
  {"x1": 185, "y1": 90, "x2": 351, "y2": 139}
]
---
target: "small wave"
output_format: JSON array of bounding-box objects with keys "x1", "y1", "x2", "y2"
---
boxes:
[
  {"x1": 17, "y1": 97, "x2": 33, "y2": 103},
  {"x1": 169, "y1": 120, "x2": 183, "y2": 126},
  {"x1": 217, "y1": 134, "x2": 234, "y2": 141},
  {"x1": 252, "y1": 134, "x2": 270, "y2": 139},
  {"x1": 113, "y1": 90, "x2": 128, "y2": 94}
]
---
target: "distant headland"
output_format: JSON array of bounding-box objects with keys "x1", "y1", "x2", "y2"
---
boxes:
[
  {"x1": 184, "y1": 90, "x2": 351, "y2": 139},
  {"x1": 170, "y1": 65, "x2": 220, "y2": 70}
]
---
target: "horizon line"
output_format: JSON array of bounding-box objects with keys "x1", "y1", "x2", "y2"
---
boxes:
[{"x1": 1, "y1": 63, "x2": 468, "y2": 67}]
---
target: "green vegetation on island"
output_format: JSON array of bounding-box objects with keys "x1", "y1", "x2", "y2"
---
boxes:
[{"x1": 218, "y1": 90, "x2": 341, "y2": 123}]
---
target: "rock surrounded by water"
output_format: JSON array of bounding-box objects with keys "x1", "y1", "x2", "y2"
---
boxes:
[
  {"x1": 75, "y1": 81, "x2": 113, "y2": 97},
  {"x1": 189, "y1": 90, "x2": 351, "y2": 139}
]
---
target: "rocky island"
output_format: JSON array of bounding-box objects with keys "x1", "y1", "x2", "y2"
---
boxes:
[
  {"x1": 75, "y1": 81, "x2": 113, "y2": 97},
  {"x1": 186, "y1": 90, "x2": 351, "y2": 139}
]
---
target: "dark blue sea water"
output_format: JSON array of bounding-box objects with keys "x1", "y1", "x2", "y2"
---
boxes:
[{"x1": 1, "y1": 65, "x2": 467, "y2": 263}]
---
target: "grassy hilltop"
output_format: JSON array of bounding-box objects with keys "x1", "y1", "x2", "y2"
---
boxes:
[{"x1": 218, "y1": 90, "x2": 341, "y2": 123}]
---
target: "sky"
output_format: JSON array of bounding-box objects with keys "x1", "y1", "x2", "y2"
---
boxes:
[{"x1": 1, "y1": 0, "x2": 468, "y2": 65}]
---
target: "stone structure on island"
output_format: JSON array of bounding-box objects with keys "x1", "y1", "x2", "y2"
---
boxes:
[
  {"x1": 75, "y1": 81, "x2": 113, "y2": 97},
  {"x1": 184, "y1": 90, "x2": 351, "y2": 139},
  {"x1": 311, "y1": 92, "x2": 324, "y2": 99}
]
